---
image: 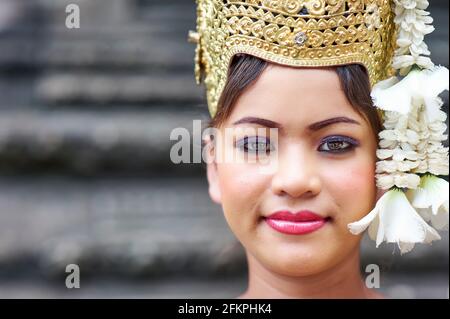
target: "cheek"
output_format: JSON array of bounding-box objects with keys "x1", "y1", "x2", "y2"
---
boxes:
[
  {"x1": 216, "y1": 163, "x2": 270, "y2": 223},
  {"x1": 216, "y1": 164, "x2": 271, "y2": 241},
  {"x1": 218, "y1": 164, "x2": 256, "y2": 198},
  {"x1": 329, "y1": 165, "x2": 375, "y2": 194},
  {"x1": 322, "y1": 158, "x2": 377, "y2": 223},
  {"x1": 215, "y1": 140, "x2": 266, "y2": 202}
]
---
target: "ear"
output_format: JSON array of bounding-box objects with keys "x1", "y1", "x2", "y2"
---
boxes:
[{"x1": 204, "y1": 136, "x2": 222, "y2": 205}]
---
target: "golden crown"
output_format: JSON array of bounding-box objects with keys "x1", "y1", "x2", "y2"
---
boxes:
[{"x1": 189, "y1": 0, "x2": 398, "y2": 117}]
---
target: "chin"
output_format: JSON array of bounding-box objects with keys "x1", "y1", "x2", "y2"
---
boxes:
[
  {"x1": 256, "y1": 246, "x2": 340, "y2": 277},
  {"x1": 260, "y1": 237, "x2": 363, "y2": 276},
  {"x1": 267, "y1": 258, "x2": 334, "y2": 277}
]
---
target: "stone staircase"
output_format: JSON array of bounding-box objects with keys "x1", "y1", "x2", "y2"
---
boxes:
[{"x1": 0, "y1": 0, "x2": 448, "y2": 298}]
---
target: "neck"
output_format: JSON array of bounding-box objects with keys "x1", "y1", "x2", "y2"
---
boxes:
[{"x1": 239, "y1": 248, "x2": 377, "y2": 299}]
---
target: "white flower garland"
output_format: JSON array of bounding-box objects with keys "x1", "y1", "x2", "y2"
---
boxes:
[
  {"x1": 347, "y1": 0, "x2": 449, "y2": 254},
  {"x1": 392, "y1": 0, "x2": 435, "y2": 75}
]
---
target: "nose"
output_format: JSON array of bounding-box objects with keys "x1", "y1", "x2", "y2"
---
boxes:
[{"x1": 271, "y1": 143, "x2": 322, "y2": 198}]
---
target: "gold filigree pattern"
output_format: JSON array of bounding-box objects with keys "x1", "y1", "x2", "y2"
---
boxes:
[{"x1": 192, "y1": 0, "x2": 397, "y2": 117}]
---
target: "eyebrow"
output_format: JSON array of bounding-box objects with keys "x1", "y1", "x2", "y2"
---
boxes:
[
  {"x1": 232, "y1": 117, "x2": 282, "y2": 129},
  {"x1": 307, "y1": 116, "x2": 361, "y2": 131},
  {"x1": 232, "y1": 116, "x2": 360, "y2": 131}
]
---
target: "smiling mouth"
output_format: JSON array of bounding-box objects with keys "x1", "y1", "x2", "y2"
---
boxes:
[{"x1": 263, "y1": 210, "x2": 332, "y2": 235}]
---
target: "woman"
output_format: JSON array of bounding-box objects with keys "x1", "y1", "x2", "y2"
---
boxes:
[{"x1": 190, "y1": 0, "x2": 449, "y2": 298}]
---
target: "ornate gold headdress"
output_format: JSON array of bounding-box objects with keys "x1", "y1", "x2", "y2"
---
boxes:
[
  {"x1": 189, "y1": 0, "x2": 397, "y2": 117},
  {"x1": 189, "y1": 0, "x2": 449, "y2": 254}
]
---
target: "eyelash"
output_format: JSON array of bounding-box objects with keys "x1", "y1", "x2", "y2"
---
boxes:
[
  {"x1": 317, "y1": 135, "x2": 359, "y2": 153},
  {"x1": 235, "y1": 136, "x2": 273, "y2": 154},
  {"x1": 235, "y1": 135, "x2": 359, "y2": 154}
]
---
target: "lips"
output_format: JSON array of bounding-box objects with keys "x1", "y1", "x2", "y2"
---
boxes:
[{"x1": 264, "y1": 210, "x2": 329, "y2": 235}]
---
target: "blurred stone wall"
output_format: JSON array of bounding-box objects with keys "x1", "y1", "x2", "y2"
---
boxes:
[{"x1": 0, "y1": 0, "x2": 448, "y2": 298}]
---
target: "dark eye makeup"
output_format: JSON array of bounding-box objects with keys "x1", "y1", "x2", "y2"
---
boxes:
[
  {"x1": 235, "y1": 136, "x2": 273, "y2": 154},
  {"x1": 318, "y1": 135, "x2": 360, "y2": 153},
  {"x1": 235, "y1": 135, "x2": 359, "y2": 154}
]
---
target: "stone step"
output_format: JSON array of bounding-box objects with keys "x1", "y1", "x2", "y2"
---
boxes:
[
  {"x1": 0, "y1": 177, "x2": 244, "y2": 280},
  {"x1": 0, "y1": 71, "x2": 205, "y2": 110},
  {"x1": 0, "y1": 0, "x2": 197, "y2": 72},
  {"x1": 32, "y1": 0, "x2": 196, "y2": 30},
  {"x1": 0, "y1": 109, "x2": 209, "y2": 175},
  {"x1": 0, "y1": 0, "x2": 194, "y2": 32},
  {"x1": 0, "y1": 177, "x2": 447, "y2": 281},
  {"x1": 0, "y1": 33, "x2": 195, "y2": 71},
  {"x1": 34, "y1": 73, "x2": 204, "y2": 105},
  {"x1": 0, "y1": 75, "x2": 36, "y2": 109}
]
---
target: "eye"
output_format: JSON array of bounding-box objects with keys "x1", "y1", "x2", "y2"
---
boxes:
[
  {"x1": 318, "y1": 136, "x2": 358, "y2": 153},
  {"x1": 236, "y1": 136, "x2": 274, "y2": 154}
]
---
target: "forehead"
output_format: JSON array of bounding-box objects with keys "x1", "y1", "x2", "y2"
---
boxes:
[{"x1": 226, "y1": 64, "x2": 363, "y2": 128}]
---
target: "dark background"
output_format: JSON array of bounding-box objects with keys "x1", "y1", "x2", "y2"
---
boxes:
[{"x1": 0, "y1": 0, "x2": 448, "y2": 298}]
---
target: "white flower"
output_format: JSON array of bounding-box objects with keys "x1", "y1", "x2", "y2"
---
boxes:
[
  {"x1": 348, "y1": 189, "x2": 441, "y2": 254},
  {"x1": 393, "y1": 0, "x2": 434, "y2": 74},
  {"x1": 427, "y1": 154, "x2": 449, "y2": 176},
  {"x1": 376, "y1": 148, "x2": 419, "y2": 161},
  {"x1": 392, "y1": 55, "x2": 433, "y2": 74},
  {"x1": 375, "y1": 110, "x2": 423, "y2": 189},
  {"x1": 412, "y1": 105, "x2": 450, "y2": 175},
  {"x1": 375, "y1": 106, "x2": 424, "y2": 188},
  {"x1": 376, "y1": 160, "x2": 419, "y2": 173},
  {"x1": 407, "y1": 175, "x2": 449, "y2": 230},
  {"x1": 371, "y1": 66, "x2": 449, "y2": 121},
  {"x1": 394, "y1": 0, "x2": 430, "y2": 11},
  {"x1": 378, "y1": 128, "x2": 420, "y2": 145},
  {"x1": 382, "y1": 110, "x2": 404, "y2": 130},
  {"x1": 394, "y1": 8, "x2": 434, "y2": 38},
  {"x1": 376, "y1": 173, "x2": 421, "y2": 189},
  {"x1": 409, "y1": 41, "x2": 430, "y2": 57}
]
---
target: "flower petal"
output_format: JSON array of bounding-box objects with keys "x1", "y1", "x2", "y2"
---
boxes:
[
  {"x1": 409, "y1": 175, "x2": 449, "y2": 230},
  {"x1": 371, "y1": 75, "x2": 415, "y2": 114},
  {"x1": 348, "y1": 190, "x2": 441, "y2": 254},
  {"x1": 378, "y1": 190, "x2": 441, "y2": 254},
  {"x1": 421, "y1": 66, "x2": 449, "y2": 98},
  {"x1": 347, "y1": 199, "x2": 383, "y2": 235}
]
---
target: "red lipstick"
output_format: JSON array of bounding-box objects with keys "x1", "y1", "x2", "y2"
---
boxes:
[{"x1": 265, "y1": 210, "x2": 328, "y2": 235}]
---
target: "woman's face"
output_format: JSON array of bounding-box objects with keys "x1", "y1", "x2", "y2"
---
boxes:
[{"x1": 206, "y1": 64, "x2": 379, "y2": 277}]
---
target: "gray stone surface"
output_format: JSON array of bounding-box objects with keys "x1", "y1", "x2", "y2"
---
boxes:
[
  {"x1": 0, "y1": 109, "x2": 208, "y2": 174},
  {"x1": 0, "y1": 177, "x2": 245, "y2": 278},
  {"x1": 35, "y1": 74, "x2": 204, "y2": 105}
]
